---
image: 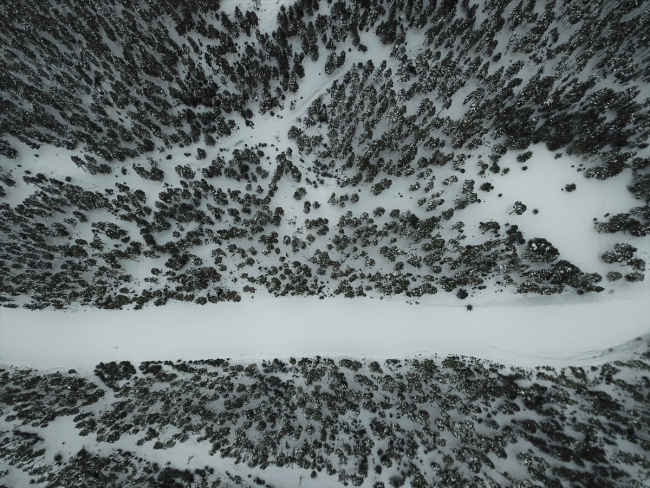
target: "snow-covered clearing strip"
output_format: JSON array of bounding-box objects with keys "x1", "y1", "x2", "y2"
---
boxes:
[{"x1": 2, "y1": 293, "x2": 648, "y2": 371}]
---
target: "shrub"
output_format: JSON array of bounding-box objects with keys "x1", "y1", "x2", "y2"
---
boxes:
[
  {"x1": 601, "y1": 243, "x2": 637, "y2": 263},
  {"x1": 139, "y1": 362, "x2": 163, "y2": 375},
  {"x1": 526, "y1": 238, "x2": 560, "y2": 263},
  {"x1": 204, "y1": 134, "x2": 216, "y2": 146},
  {"x1": 596, "y1": 214, "x2": 649, "y2": 236},
  {"x1": 627, "y1": 172, "x2": 650, "y2": 201},
  {"x1": 625, "y1": 272, "x2": 644, "y2": 282},
  {"x1": 95, "y1": 361, "x2": 136, "y2": 387},
  {"x1": 389, "y1": 475, "x2": 405, "y2": 487},
  {"x1": 371, "y1": 178, "x2": 392, "y2": 196},
  {"x1": 480, "y1": 182, "x2": 494, "y2": 192},
  {"x1": 339, "y1": 359, "x2": 362, "y2": 371},
  {"x1": 369, "y1": 361, "x2": 383, "y2": 373},
  {"x1": 517, "y1": 151, "x2": 533, "y2": 163},
  {"x1": 606, "y1": 271, "x2": 623, "y2": 282},
  {"x1": 133, "y1": 162, "x2": 164, "y2": 181},
  {"x1": 510, "y1": 201, "x2": 527, "y2": 215},
  {"x1": 479, "y1": 221, "x2": 500, "y2": 235},
  {"x1": 565, "y1": 183, "x2": 577, "y2": 192},
  {"x1": 442, "y1": 208, "x2": 454, "y2": 220},
  {"x1": 0, "y1": 139, "x2": 18, "y2": 159},
  {"x1": 175, "y1": 164, "x2": 196, "y2": 180}
]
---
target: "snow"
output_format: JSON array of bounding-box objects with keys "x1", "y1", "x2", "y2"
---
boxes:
[
  {"x1": 456, "y1": 150, "x2": 648, "y2": 277},
  {"x1": 3, "y1": 2, "x2": 650, "y2": 487},
  {"x1": 2, "y1": 286, "x2": 648, "y2": 372},
  {"x1": 7, "y1": 143, "x2": 648, "y2": 373}
]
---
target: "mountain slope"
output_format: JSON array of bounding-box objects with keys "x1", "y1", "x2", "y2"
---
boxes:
[{"x1": 1, "y1": 0, "x2": 648, "y2": 310}]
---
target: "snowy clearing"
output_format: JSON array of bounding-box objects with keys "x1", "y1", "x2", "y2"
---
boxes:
[{"x1": 2, "y1": 287, "x2": 648, "y2": 371}]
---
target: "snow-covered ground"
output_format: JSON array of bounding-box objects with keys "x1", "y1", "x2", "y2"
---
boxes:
[
  {"x1": 2, "y1": 0, "x2": 650, "y2": 485},
  {"x1": 2, "y1": 282, "x2": 648, "y2": 372}
]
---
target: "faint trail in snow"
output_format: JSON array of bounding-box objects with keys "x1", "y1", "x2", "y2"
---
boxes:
[{"x1": 2, "y1": 295, "x2": 648, "y2": 371}]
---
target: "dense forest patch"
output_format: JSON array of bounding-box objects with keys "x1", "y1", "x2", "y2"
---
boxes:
[
  {"x1": 0, "y1": 0, "x2": 648, "y2": 310},
  {"x1": 2, "y1": 343, "x2": 650, "y2": 487}
]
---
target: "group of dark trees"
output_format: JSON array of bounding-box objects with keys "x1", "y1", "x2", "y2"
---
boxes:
[
  {"x1": 1, "y1": 0, "x2": 648, "y2": 309},
  {"x1": 2, "y1": 349, "x2": 650, "y2": 486}
]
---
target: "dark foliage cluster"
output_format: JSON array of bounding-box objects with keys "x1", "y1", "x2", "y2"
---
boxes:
[
  {"x1": 0, "y1": 0, "x2": 648, "y2": 309},
  {"x1": 2, "y1": 345, "x2": 650, "y2": 487}
]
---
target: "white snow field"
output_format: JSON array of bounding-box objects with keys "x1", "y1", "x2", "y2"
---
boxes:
[{"x1": 2, "y1": 284, "x2": 649, "y2": 371}]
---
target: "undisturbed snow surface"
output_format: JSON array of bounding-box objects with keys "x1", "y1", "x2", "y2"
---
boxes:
[{"x1": 1, "y1": 287, "x2": 649, "y2": 372}]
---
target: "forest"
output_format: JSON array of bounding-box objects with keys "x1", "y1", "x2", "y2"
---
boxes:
[
  {"x1": 2, "y1": 348, "x2": 650, "y2": 487},
  {"x1": 1, "y1": 0, "x2": 650, "y2": 486},
  {"x1": 0, "y1": 0, "x2": 647, "y2": 310}
]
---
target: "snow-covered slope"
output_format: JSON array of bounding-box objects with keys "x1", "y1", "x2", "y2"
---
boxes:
[
  {"x1": 2, "y1": 0, "x2": 650, "y2": 486},
  {"x1": 2, "y1": 341, "x2": 650, "y2": 488},
  {"x1": 1, "y1": 0, "x2": 649, "y2": 312}
]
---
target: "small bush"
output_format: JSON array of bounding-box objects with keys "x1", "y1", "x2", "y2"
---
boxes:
[
  {"x1": 517, "y1": 151, "x2": 533, "y2": 163},
  {"x1": 95, "y1": 361, "x2": 136, "y2": 387},
  {"x1": 339, "y1": 359, "x2": 362, "y2": 371},
  {"x1": 479, "y1": 182, "x2": 494, "y2": 192},
  {"x1": 293, "y1": 187, "x2": 307, "y2": 200},
  {"x1": 139, "y1": 362, "x2": 163, "y2": 375},
  {"x1": 606, "y1": 271, "x2": 623, "y2": 282},
  {"x1": 625, "y1": 272, "x2": 644, "y2": 282},
  {"x1": 175, "y1": 164, "x2": 195, "y2": 180}
]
